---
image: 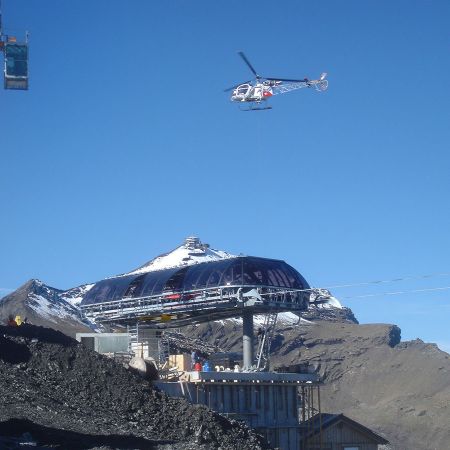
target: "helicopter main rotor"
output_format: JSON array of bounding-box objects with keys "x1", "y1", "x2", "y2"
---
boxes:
[
  {"x1": 224, "y1": 52, "x2": 310, "y2": 92},
  {"x1": 238, "y1": 51, "x2": 260, "y2": 79}
]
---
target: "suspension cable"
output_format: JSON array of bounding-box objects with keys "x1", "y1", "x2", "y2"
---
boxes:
[
  {"x1": 320, "y1": 271, "x2": 450, "y2": 290},
  {"x1": 343, "y1": 285, "x2": 450, "y2": 299}
]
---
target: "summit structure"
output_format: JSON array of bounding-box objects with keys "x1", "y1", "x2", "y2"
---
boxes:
[{"x1": 124, "y1": 236, "x2": 236, "y2": 275}]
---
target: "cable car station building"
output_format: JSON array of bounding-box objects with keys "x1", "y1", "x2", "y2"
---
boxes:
[
  {"x1": 80, "y1": 238, "x2": 386, "y2": 450},
  {"x1": 81, "y1": 239, "x2": 316, "y2": 369}
]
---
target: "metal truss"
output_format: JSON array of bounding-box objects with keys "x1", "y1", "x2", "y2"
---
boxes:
[
  {"x1": 255, "y1": 311, "x2": 278, "y2": 370},
  {"x1": 81, "y1": 285, "x2": 312, "y2": 327},
  {"x1": 272, "y1": 79, "x2": 328, "y2": 95}
]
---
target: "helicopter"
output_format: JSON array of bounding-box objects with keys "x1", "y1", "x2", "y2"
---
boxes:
[{"x1": 224, "y1": 52, "x2": 328, "y2": 111}]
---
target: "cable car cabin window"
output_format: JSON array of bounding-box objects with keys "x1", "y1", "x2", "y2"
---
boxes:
[
  {"x1": 4, "y1": 43, "x2": 29, "y2": 90},
  {"x1": 5, "y1": 44, "x2": 28, "y2": 76}
]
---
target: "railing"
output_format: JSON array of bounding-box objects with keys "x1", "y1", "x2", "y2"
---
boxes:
[{"x1": 81, "y1": 284, "x2": 311, "y2": 325}]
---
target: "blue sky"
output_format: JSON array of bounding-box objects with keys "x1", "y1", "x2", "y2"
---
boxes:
[{"x1": 1, "y1": 1, "x2": 449, "y2": 351}]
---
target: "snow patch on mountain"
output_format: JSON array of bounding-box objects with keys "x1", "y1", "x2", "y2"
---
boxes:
[
  {"x1": 26, "y1": 281, "x2": 83, "y2": 322},
  {"x1": 309, "y1": 288, "x2": 343, "y2": 309},
  {"x1": 27, "y1": 294, "x2": 79, "y2": 324},
  {"x1": 316, "y1": 296, "x2": 342, "y2": 309},
  {"x1": 215, "y1": 312, "x2": 312, "y2": 327},
  {"x1": 61, "y1": 284, "x2": 95, "y2": 306},
  {"x1": 122, "y1": 236, "x2": 236, "y2": 276}
]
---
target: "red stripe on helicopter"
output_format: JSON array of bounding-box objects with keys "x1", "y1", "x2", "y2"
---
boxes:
[{"x1": 263, "y1": 91, "x2": 273, "y2": 97}]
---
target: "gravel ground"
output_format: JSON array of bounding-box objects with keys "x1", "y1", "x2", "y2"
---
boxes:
[{"x1": 0, "y1": 324, "x2": 269, "y2": 450}]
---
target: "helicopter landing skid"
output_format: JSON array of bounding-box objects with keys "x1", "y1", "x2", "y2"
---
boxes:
[{"x1": 239, "y1": 103, "x2": 272, "y2": 111}]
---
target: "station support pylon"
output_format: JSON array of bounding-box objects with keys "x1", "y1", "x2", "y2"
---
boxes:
[{"x1": 242, "y1": 311, "x2": 254, "y2": 369}]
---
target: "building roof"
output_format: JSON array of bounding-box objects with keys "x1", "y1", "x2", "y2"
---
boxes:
[
  {"x1": 300, "y1": 413, "x2": 389, "y2": 444},
  {"x1": 81, "y1": 256, "x2": 310, "y2": 306}
]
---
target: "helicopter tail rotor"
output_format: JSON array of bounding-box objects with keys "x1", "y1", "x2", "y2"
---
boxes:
[
  {"x1": 316, "y1": 79, "x2": 328, "y2": 91},
  {"x1": 310, "y1": 72, "x2": 328, "y2": 91}
]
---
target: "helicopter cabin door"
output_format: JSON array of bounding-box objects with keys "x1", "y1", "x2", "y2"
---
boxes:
[{"x1": 4, "y1": 42, "x2": 29, "y2": 90}]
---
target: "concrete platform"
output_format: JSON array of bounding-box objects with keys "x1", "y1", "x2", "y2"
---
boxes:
[
  {"x1": 186, "y1": 370, "x2": 319, "y2": 383},
  {"x1": 155, "y1": 370, "x2": 320, "y2": 450}
]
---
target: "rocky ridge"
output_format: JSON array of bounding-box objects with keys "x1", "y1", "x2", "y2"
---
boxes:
[{"x1": 181, "y1": 319, "x2": 450, "y2": 450}]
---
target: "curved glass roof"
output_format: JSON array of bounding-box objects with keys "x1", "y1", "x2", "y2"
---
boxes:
[{"x1": 81, "y1": 256, "x2": 309, "y2": 306}]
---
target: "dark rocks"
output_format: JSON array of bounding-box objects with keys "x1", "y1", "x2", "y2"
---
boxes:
[
  {"x1": 0, "y1": 324, "x2": 269, "y2": 449},
  {"x1": 387, "y1": 324, "x2": 401, "y2": 347}
]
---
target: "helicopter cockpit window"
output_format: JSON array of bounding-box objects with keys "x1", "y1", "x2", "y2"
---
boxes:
[{"x1": 237, "y1": 85, "x2": 250, "y2": 95}]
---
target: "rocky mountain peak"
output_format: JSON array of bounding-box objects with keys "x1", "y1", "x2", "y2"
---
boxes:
[
  {"x1": 9, "y1": 279, "x2": 58, "y2": 298},
  {"x1": 0, "y1": 280, "x2": 92, "y2": 337}
]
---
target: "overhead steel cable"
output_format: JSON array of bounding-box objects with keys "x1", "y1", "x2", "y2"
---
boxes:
[
  {"x1": 343, "y1": 285, "x2": 450, "y2": 299},
  {"x1": 320, "y1": 271, "x2": 450, "y2": 290}
]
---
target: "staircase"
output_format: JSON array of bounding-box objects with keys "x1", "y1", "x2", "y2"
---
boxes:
[
  {"x1": 127, "y1": 323, "x2": 139, "y2": 356},
  {"x1": 255, "y1": 312, "x2": 278, "y2": 370},
  {"x1": 158, "y1": 332, "x2": 170, "y2": 366}
]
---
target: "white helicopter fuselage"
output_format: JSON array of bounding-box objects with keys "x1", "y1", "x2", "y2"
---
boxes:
[
  {"x1": 226, "y1": 52, "x2": 327, "y2": 110},
  {"x1": 231, "y1": 83, "x2": 273, "y2": 103}
]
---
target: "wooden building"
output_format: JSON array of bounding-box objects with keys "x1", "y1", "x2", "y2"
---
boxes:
[{"x1": 299, "y1": 413, "x2": 389, "y2": 450}]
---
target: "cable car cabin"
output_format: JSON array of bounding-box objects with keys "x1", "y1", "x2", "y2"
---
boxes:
[{"x1": 4, "y1": 42, "x2": 29, "y2": 90}]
